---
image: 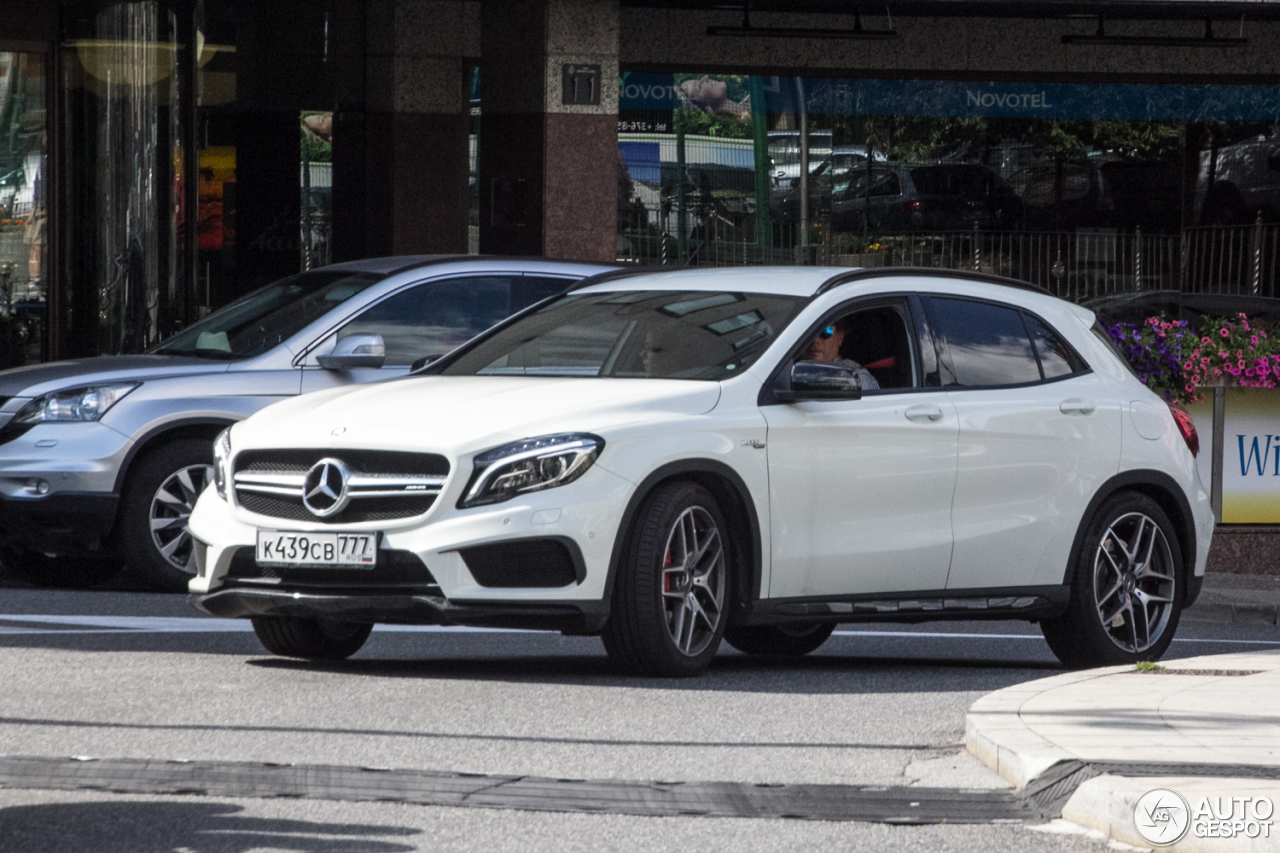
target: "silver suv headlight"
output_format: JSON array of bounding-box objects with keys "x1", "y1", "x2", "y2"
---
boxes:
[
  {"x1": 459, "y1": 433, "x2": 603, "y2": 508},
  {"x1": 12, "y1": 383, "x2": 140, "y2": 425},
  {"x1": 213, "y1": 426, "x2": 232, "y2": 500}
]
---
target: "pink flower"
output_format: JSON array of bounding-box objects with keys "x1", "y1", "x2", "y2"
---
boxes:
[
  {"x1": 1221, "y1": 328, "x2": 1230, "y2": 337},
  {"x1": 1254, "y1": 336, "x2": 1261, "y2": 345},
  {"x1": 1183, "y1": 360, "x2": 1194, "y2": 371},
  {"x1": 1201, "y1": 337, "x2": 1212, "y2": 345}
]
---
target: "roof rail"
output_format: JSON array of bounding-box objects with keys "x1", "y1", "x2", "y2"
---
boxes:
[{"x1": 816, "y1": 266, "x2": 1052, "y2": 297}]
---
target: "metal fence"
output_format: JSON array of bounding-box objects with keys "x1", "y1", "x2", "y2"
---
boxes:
[{"x1": 617, "y1": 203, "x2": 1280, "y2": 303}]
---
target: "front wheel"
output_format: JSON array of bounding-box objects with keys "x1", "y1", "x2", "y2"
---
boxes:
[
  {"x1": 119, "y1": 439, "x2": 216, "y2": 592},
  {"x1": 724, "y1": 622, "x2": 836, "y2": 656},
  {"x1": 1041, "y1": 492, "x2": 1183, "y2": 669},
  {"x1": 601, "y1": 481, "x2": 730, "y2": 677},
  {"x1": 250, "y1": 616, "x2": 373, "y2": 660}
]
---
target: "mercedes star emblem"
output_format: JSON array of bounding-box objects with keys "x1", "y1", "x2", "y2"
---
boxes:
[{"x1": 302, "y1": 458, "x2": 351, "y2": 518}]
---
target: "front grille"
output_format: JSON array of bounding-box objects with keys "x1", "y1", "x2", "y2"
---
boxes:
[
  {"x1": 237, "y1": 450, "x2": 449, "y2": 477},
  {"x1": 227, "y1": 546, "x2": 441, "y2": 591},
  {"x1": 237, "y1": 491, "x2": 436, "y2": 523},
  {"x1": 232, "y1": 448, "x2": 450, "y2": 524},
  {"x1": 460, "y1": 538, "x2": 581, "y2": 588}
]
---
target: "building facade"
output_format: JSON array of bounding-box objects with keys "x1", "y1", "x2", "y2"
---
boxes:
[{"x1": 6, "y1": 0, "x2": 1280, "y2": 367}]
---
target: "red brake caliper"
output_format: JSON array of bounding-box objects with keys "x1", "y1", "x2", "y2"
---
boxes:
[{"x1": 662, "y1": 548, "x2": 672, "y2": 592}]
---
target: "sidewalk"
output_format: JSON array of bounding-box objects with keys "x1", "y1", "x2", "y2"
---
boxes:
[{"x1": 967, "y1": 645, "x2": 1280, "y2": 851}]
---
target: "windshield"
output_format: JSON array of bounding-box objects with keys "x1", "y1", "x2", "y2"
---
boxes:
[
  {"x1": 150, "y1": 270, "x2": 385, "y2": 359},
  {"x1": 440, "y1": 290, "x2": 808, "y2": 380}
]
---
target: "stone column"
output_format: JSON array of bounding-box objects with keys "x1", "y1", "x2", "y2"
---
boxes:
[
  {"x1": 479, "y1": 0, "x2": 618, "y2": 261},
  {"x1": 335, "y1": 0, "x2": 475, "y2": 260}
]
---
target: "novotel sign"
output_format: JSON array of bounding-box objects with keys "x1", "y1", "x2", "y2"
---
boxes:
[{"x1": 965, "y1": 90, "x2": 1053, "y2": 109}]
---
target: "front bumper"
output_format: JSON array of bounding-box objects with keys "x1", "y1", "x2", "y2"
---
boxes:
[
  {"x1": 190, "y1": 586, "x2": 609, "y2": 633},
  {"x1": 0, "y1": 491, "x2": 120, "y2": 554}
]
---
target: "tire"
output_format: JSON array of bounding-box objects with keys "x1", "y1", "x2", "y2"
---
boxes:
[
  {"x1": 724, "y1": 622, "x2": 836, "y2": 656},
  {"x1": 119, "y1": 438, "x2": 216, "y2": 592},
  {"x1": 250, "y1": 616, "x2": 373, "y2": 660},
  {"x1": 601, "y1": 481, "x2": 731, "y2": 677},
  {"x1": 1041, "y1": 492, "x2": 1184, "y2": 669},
  {"x1": 0, "y1": 546, "x2": 122, "y2": 589}
]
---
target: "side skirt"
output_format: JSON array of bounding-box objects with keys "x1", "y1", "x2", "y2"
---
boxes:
[{"x1": 742, "y1": 585, "x2": 1070, "y2": 626}]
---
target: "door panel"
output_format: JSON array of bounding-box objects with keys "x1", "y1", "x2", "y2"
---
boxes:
[
  {"x1": 763, "y1": 392, "x2": 958, "y2": 598},
  {"x1": 945, "y1": 372, "x2": 1121, "y2": 590}
]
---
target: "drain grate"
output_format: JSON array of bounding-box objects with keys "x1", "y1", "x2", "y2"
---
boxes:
[
  {"x1": 2, "y1": 755, "x2": 1276, "y2": 824},
  {"x1": 0, "y1": 755, "x2": 1039, "y2": 824}
]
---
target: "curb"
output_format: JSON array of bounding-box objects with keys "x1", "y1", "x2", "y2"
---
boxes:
[{"x1": 964, "y1": 666, "x2": 1127, "y2": 789}]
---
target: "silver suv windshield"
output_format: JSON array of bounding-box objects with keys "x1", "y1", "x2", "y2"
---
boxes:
[
  {"x1": 150, "y1": 270, "x2": 385, "y2": 359},
  {"x1": 441, "y1": 290, "x2": 807, "y2": 380}
]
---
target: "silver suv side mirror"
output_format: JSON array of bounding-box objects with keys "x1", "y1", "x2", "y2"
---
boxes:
[
  {"x1": 318, "y1": 334, "x2": 386, "y2": 370},
  {"x1": 776, "y1": 361, "x2": 862, "y2": 402}
]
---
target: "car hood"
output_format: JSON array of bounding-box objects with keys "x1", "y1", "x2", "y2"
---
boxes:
[
  {"x1": 234, "y1": 376, "x2": 722, "y2": 455},
  {"x1": 0, "y1": 355, "x2": 230, "y2": 399}
]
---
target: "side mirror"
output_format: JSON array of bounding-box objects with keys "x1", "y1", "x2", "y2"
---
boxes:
[
  {"x1": 317, "y1": 334, "x2": 386, "y2": 370},
  {"x1": 776, "y1": 361, "x2": 862, "y2": 402}
]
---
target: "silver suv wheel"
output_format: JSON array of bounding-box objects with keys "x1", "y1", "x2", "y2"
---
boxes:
[{"x1": 149, "y1": 464, "x2": 215, "y2": 572}]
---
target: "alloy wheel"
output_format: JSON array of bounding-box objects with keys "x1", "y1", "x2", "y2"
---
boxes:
[
  {"x1": 659, "y1": 505, "x2": 726, "y2": 657},
  {"x1": 149, "y1": 464, "x2": 215, "y2": 573},
  {"x1": 1093, "y1": 511, "x2": 1177, "y2": 654}
]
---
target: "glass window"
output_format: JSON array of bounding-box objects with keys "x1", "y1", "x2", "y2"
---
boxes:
[
  {"x1": 339, "y1": 276, "x2": 517, "y2": 366},
  {"x1": 151, "y1": 270, "x2": 384, "y2": 359},
  {"x1": 441, "y1": 290, "x2": 808, "y2": 380},
  {"x1": 821, "y1": 304, "x2": 916, "y2": 390},
  {"x1": 521, "y1": 276, "x2": 576, "y2": 309},
  {"x1": 930, "y1": 297, "x2": 1041, "y2": 387},
  {"x1": 1025, "y1": 314, "x2": 1083, "y2": 379}
]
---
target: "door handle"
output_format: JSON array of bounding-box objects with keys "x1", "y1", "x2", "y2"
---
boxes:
[
  {"x1": 905, "y1": 403, "x2": 944, "y2": 422},
  {"x1": 1060, "y1": 398, "x2": 1096, "y2": 415}
]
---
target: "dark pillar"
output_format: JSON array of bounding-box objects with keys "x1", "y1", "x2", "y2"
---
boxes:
[
  {"x1": 479, "y1": 0, "x2": 618, "y2": 261},
  {"x1": 336, "y1": 0, "x2": 472, "y2": 260}
]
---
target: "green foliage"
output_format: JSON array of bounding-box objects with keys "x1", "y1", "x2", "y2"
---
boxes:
[
  {"x1": 1134, "y1": 661, "x2": 1165, "y2": 672},
  {"x1": 678, "y1": 109, "x2": 751, "y2": 139}
]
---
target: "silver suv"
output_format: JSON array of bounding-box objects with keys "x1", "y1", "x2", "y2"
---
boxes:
[{"x1": 0, "y1": 256, "x2": 613, "y2": 590}]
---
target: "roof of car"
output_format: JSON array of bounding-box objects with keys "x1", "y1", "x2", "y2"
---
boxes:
[
  {"x1": 320, "y1": 255, "x2": 617, "y2": 276},
  {"x1": 573, "y1": 265, "x2": 1059, "y2": 300}
]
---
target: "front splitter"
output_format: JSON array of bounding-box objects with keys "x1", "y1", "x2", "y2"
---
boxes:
[{"x1": 190, "y1": 586, "x2": 608, "y2": 633}]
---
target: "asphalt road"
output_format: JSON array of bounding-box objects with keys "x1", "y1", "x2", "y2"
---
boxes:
[{"x1": 1, "y1": 581, "x2": 1277, "y2": 853}]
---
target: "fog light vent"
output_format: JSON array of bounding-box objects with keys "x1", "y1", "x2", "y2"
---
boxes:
[{"x1": 459, "y1": 538, "x2": 582, "y2": 588}]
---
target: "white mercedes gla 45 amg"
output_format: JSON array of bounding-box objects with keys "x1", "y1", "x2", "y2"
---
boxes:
[{"x1": 188, "y1": 266, "x2": 1213, "y2": 676}]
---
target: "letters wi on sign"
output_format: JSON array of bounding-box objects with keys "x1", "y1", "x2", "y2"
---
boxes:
[{"x1": 1222, "y1": 388, "x2": 1280, "y2": 523}]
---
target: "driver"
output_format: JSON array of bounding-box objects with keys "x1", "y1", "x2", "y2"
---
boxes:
[{"x1": 802, "y1": 320, "x2": 879, "y2": 390}]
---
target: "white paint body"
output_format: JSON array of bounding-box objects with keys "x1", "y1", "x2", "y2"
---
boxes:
[{"x1": 188, "y1": 268, "x2": 1214, "y2": 611}]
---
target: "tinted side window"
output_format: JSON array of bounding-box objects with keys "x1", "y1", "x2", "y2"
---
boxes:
[
  {"x1": 339, "y1": 276, "x2": 516, "y2": 365},
  {"x1": 1025, "y1": 314, "x2": 1082, "y2": 379},
  {"x1": 930, "y1": 297, "x2": 1041, "y2": 387},
  {"x1": 521, "y1": 276, "x2": 576, "y2": 309}
]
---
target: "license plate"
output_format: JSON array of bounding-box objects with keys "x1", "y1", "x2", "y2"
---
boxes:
[{"x1": 255, "y1": 531, "x2": 378, "y2": 567}]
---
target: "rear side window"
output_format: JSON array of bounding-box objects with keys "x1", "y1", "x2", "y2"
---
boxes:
[
  {"x1": 929, "y1": 297, "x2": 1041, "y2": 387},
  {"x1": 1025, "y1": 314, "x2": 1085, "y2": 379}
]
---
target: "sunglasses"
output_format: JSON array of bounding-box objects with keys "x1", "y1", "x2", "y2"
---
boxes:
[{"x1": 817, "y1": 325, "x2": 836, "y2": 340}]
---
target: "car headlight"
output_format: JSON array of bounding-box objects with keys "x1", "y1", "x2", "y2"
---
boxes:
[
  {"x1": 213, "y1": 426, "x2": 232, "y2": 500},
  {"x1": 459, "y1": 433, "x2": 604, "y2": 508},
  {"x1": 12, "y1": 383, "x2": 140, "y2": 425}
]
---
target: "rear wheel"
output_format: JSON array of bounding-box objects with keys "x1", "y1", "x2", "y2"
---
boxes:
[
  {"x1": 601, "y1": 481, "x2": 729, "y2": 677},
  {"x1": 119, "y1": 439, "x2": 216, "y2": 592},
  {"x1": 250, "y1": 616, "x2": 373, "y2": 660},
  {"x1": 724, "y1": 622, "x2": 835, "y2": 656},
  {"x1": 1041, "y1": 492, "x2": 1183, "y2": 669}
]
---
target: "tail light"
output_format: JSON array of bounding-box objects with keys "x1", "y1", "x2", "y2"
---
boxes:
[
  {"x1": 902, "y1": 200, "x2": 924, "y2": 214},
  {"x1": 1168, "y1": 404, "x2": 1200, "y2": 457}
]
